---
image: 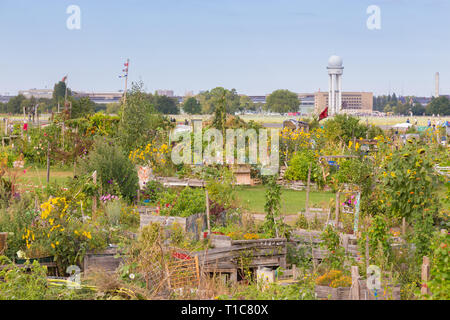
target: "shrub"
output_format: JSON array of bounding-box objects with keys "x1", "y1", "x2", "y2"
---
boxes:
[
  {"x1": 158, "y1": 187, "x2": 205, "y2": 217},
  {"x1": 80, "y1": 137, "x2": 139, "y2": 202},
  {"x1": 284, "y1": 150, "x2": 321, "y2": 185}
]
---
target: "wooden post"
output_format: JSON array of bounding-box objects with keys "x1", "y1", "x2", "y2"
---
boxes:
[
  {"x1": 421, "y1": 256, "x2": 430, "y2": 295},
  {"x1": 92, "y1": 171, "x2": 97, "y2": 215},
  {"x1": 305, "y1": 164, "x2": 311, "y2": 217},
  {"x1": 46, "y1": 141, "x2": 50, "y2": 184},
  {"x1": 292, "y1": 264, "x2": 298, "y2": 280},
  {"x1": 365, "y1": 236, "x2": 370, "y2": 269},
  {"x1": 335, "y1": 191, "x2": 340, "y2": 226},
  {"x1": 205, "y1": 189, "x2": 211, "y2": 236},
  {"x1": 351, "y1": 266, "x2": 360, "y2": 300}
]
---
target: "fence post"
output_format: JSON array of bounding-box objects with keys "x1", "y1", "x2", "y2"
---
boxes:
[
  {"x1": 421, "y1": 256, "x2": 430, "y2": 295},
  {"x1": 305, "y1": 164, "x2": 311, "y2": 216},
  {"x1": 335, "y1": 191, "x2": 340, "y2": 227},
  {"x1": 205, "y1": 189, "x2": 211, "y2": 236},
  {"x1": 351, "y1": 266, "x2": 360, "y2": 300},
  {"x1": 365, "y1": 236, "x2": 370, "y2": 269}
]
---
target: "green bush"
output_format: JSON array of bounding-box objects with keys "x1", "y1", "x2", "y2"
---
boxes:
[
  {"x1": 158, "y1": 187, "x2": 206, "y2": 217},
  {"x1": 80, "y1": 137, "x2": 138, "y2": 202},
  {"x1": 284, "y1": 150, "x2": 322, "y2": 185}
]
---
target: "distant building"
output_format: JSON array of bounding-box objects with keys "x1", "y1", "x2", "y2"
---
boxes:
[
  {"x1": 413, "y1": 97, "x2": 432, "y2": 106},
  {"x1": 0, "y1": 95, "x2": 14, "y2": 103},
  {"x1": 18, "y1": 89, "x2": 53, "y2": 99},
  {"x1": 156, "y1": 90, "x2": 174, "y2": 97},
  {"x1": 314, "y1": 91, "x2": 373, "y2": 114},
  {"x1": 248, "y1": 96, "x2": 267, "y2": 105},
  {"x1": 73, "y1": 92, "x2": 123, "y2": 104},
  {"x1": 298, "y1": 93, "x2": 315, "y2": 114}
]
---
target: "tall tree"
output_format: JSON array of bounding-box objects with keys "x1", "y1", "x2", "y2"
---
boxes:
[
  {"x1": 238, "y1": 95, "x2": 255, "y2": 112},
  {"x1": 118, "y1": 82, "x2": 158, "y2": 151},
  {"x1": 154, "y1": 95, "x2": 179, "y2": 114},
  {"x1": 69, "y1": 97, "x2": 95, "y2": 119},
  {"x1": 426, "y1": 96, "x2": 450, "y2": 115},
  {"x1": 197, "y1": 87, "x2": 240, "y2": 114},
  {"x1": 182, "y1": 97, "x2": 202, "y2": 114},
  {"x1": 6, "y1": 94, "x2": 26, "y2": 114},
  {"x1": 53, "y1": 81, "x2": 71, "y2": 102},
  {"x1": 266, "y1": 89, "x2": 300, "y2": 113}
]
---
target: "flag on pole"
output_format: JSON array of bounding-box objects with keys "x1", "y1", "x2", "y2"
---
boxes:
[
  {"x1": 319, "y1": 107, "x2": 328, "y2": 121},
  {"x1": 61, "y1": 75, "x2": 67, "y2": 82}
]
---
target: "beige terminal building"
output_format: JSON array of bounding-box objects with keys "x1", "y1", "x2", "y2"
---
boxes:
[{"x1": 313, "y1": 91, "x2": 373, "y2": 114}]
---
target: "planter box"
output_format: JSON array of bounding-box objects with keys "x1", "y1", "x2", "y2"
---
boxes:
[
  {"x1": 315, "y1": 285, "x2": 351, "y2": 300},
  {"x1": 15, "y1": 256, "x2": 55, "y2": 265}
]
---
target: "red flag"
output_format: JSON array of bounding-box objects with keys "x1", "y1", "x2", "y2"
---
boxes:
[
  {"x1": 319, "y1": 107, "x2": 328, "y2": 121},
  {"x1": 61, "y1": 75, "x2": 67, "y2": 82}
]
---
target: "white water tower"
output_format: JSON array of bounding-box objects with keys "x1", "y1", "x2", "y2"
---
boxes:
[{"x1": 327, "y1": 55, "x2": 344, "y2": 115}]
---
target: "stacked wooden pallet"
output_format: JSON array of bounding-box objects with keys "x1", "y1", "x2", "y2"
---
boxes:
[{"x1": 194, "y1": 236, "x2": 287, "y2": 282}]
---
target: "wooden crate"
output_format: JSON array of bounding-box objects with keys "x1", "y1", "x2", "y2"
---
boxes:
[{"x1": 195, "y1": 238, "x2": 287, "y2": 282}]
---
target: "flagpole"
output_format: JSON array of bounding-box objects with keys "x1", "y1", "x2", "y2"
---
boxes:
[
  {"x1": 124, "y1": 59, "x2": 129, "y2": 104},
  {"x1": 121, "y1": 59, "x2": 129, "y2": 122}
]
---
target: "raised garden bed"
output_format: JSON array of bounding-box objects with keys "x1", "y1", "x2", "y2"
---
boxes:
[{"x1": 315, "y1": 285, "x2": 351, "y2": 300}]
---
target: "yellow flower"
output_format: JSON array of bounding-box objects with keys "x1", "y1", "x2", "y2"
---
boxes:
[{"x1": 390, "y1": 172, "x2": 396, "y2": 178}]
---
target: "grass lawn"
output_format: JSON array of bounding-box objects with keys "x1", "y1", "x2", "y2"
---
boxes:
[
  {"x1": 172, "y1": 114, "x2": 448, "y2": 126},
  {"x1": 235, "y1": 185, "x2": 334, "y2": 215},
  {"x1": 12, "y1": 167, "x2": 73, "y2": 187}
]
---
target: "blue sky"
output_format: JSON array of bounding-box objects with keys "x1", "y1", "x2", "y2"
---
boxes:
[{"x1": 0, "y1": 0, "x2": 449, "y2": 97}]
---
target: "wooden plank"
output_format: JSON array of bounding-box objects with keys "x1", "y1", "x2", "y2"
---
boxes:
[
  {"x1": 421, "y1": 256, "x2": 430, "y2": 295},
  {"x1": 351, "y1": 266, "x2": 360, "y2": 300}
]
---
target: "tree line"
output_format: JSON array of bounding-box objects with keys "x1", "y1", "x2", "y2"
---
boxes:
[{"x1": 373, "y1": 93, "x2": 450, "y2": 116}]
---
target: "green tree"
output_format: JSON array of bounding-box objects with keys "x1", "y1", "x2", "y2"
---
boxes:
[
  {"x1": 426, "y1": 96, "x2": 450, "y2": 115},
  {"x1": 53, "y1": 81, "x2": 71, "y2": 102},
  {"x1": 411, "y1": 103, "x2": 425, "y2": 116},
  {"x1": 266, "y1": 90, "x2": 299, "y2": 113},
  {"x1": 69, "y1": 97, "x2": 95, "y2": 119},
  {"x1": 238, "y1": 95, "x2": 255, "y2": 112},
  {"x1": 6, "y1": 94, "x2": 26, "y2": 114},
  {"x1": 118, "y1": 82, "x2": 157, "y2": 151},
  {"x1": 154, "y1": 95, "x2": 179, "y2": 114},
  {"x1": 323, "y1": 114, "x2": 369, "y2": 144},
  {"x1": 106, "y1": 102, "x2": 121, "y2": 114},
  {"x1": 182, "y1": 97, "x2": 202, "y2": 114},
  {"x1": 197, "y1": 87, "x2": 240, "y2": 114}
]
